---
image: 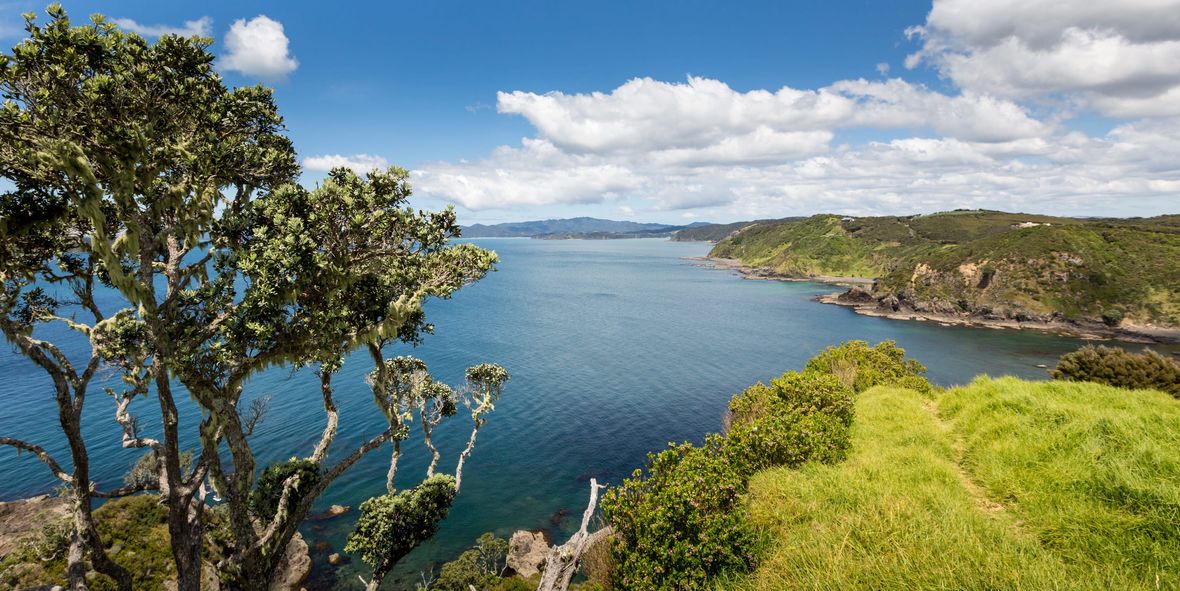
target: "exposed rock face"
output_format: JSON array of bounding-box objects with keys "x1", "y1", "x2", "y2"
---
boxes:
[
  {"x1": 836, "y1": 288, "x2": 874, "y2": 304},
  {"x1": 268, "y1": 532, "x2": 311, "y2": 591},
  {"x1": 507, "y1": 530, "x2": 549, "y2": 578},
  {"x1": 0, "y1": 495, "x2": 70, "y2": 557},
  {"x1": 327, "y1": 552, "x2": 344, "y2": 566}
]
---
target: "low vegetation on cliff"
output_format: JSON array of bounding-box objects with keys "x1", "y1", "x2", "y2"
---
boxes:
[
  {"x1": 710, "y1": 210, "x2": 1180, "y2": 331},
  {"x1": 595, "y1": 342, "x2": 1180, "y2": 590}
]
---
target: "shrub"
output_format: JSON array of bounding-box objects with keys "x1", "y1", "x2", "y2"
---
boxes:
[
  {"x1": 345, "y1": 474, "x2": 457, "y2": 575},
  {"x1": 804, "y1": 340, "x2": 931, "y2": 394},
  {"x1": 724, "y1": 412, "x2": 850, "y2": 476},
  {"x1": 434, "y1": 532, "x2": 510, "y2": 590},
  {"x1": 729, "y1": 371, "x2": 854, "y2": 429},
  {"x1": 435, "y1": 548, "x2": 498, "y2": 591},
  {"x1": 1052, "y1": 345, "x2": 1180, "y2": 396},
  {"x1": 722, "y1": 371, "x2": 852, "y2": 475},
  {"x1": 249, "y1": 458, "x2": 322, "y2": 521},
  {"x1": 602, "y1": 435, "x2": 758, "y2": 591}
]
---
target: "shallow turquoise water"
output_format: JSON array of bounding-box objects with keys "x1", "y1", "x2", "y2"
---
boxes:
[{"x1": 2, "y1": 238, "x2": 1173, "y2": 589}]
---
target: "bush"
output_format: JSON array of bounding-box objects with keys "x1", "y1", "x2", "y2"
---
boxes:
[
  {"x1": 1052, "y1": 345, "x2": 1180, "y2": 396},
  {"x1": 345, "y1": 474, "x2": 457, "y2": 574},
  {"x1": 804, "y1": 340, "x2": 931, "y2": 394},
  {"x1": 433, "y1": 532, "x2": 509, "y2": 591},
  {"x1": 249, "y1": 458, "x2": 322, "y2": 521},
  {"x1": 435, "y1": 548, "x2": 498, "y2": 591},
  {"x1": 602, "y1": 436, "x2": 758, "y2": 591},
  {"x1": 603, "y1": 342, "x2": 925, "y2": 590},
  {"x1": 724, "y1": 371, "x2": 853, "y2": 474},
  {"x1": 724, "y1": 412, "x2": 850, "y2": 476},
  {"x1": 728, "y1": 371, "x2": 854, "y2": 429}
]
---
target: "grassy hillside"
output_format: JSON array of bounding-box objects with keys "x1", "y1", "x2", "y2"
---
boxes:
[
  {"x1": 737, "y1": 378, "x2": 1180, "y2": 590},
  {"x1": 709, "y1": 210, "x2": 1180, "y2": 328}
]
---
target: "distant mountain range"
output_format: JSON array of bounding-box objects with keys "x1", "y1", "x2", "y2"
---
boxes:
[{"x1": 461, "y1": 217, "x2": 714, "y2": 239}]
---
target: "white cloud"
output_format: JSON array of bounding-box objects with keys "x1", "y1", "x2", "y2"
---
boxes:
[
  {"x1": 417, "y1": 139, "x2": 643, "y2": 209},
  {"x1": 908, "y1": 0, "x2": 1180, "y2": 117},
  {"x1": 416, "y1": 2, "x2": 1180, "y2": 220},
  {"x1": 303, "y1": 153, "x2": 389, "y2": 173},
  {"x1": 219, "y1": 16, "x2": 298, "y2": 80},
  {"x1": 497, "y1": 77, "x2": 1046, "y2": 156},
  {"x1": 416, "y1": 107, "x2": 1180, "y2": 217},
  {"x1": 113, "y1": 16, "x2": 212, "y2": 38}
]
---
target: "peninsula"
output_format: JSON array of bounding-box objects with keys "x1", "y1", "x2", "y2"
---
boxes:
[{"x1": 706, "y1": 210, "x2": 1180, "y2": 342}]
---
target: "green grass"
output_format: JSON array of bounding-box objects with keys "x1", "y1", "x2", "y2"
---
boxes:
[{"x1": 734, "y1": 379, "x2": 1180, "y2": 590}]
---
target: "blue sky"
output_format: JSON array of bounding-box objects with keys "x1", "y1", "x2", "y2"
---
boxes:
[{"x1": 4, "y1": 1, "x2": 1180, "y2": 223}]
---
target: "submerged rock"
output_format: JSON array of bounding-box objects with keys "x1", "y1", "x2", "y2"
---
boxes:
[{"x1": 308, "y1": 504, "x2": 351, "y2": 521}]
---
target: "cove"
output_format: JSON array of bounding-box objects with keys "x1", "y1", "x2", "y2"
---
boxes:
[{"x1": 2, "y1": 238, "x2": 1173, "y2": 589}]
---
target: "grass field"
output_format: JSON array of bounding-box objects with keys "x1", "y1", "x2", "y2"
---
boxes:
[{"x1": 734, "y1": 378, "x2": 1180, "y2": 590}]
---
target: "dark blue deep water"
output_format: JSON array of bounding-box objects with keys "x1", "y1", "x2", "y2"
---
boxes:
[{"x1": 3, "y1": 238, "x2": 1174, "y2": 588}]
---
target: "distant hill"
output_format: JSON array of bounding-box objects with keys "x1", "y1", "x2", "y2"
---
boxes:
[
  {"x1": 462, "y1": 217, "x2": 683, "y2": 238},
  {"x1": 670, "y1": 218, "x2": 806, "y2": 242},
  {"x1": 710, "y1": 210, "x2": 1180, "y2": 335}
]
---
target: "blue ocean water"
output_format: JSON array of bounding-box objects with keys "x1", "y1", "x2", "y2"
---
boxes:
[{"x1": 2, "y1": 238, "x2": 1172, "y2": 589}]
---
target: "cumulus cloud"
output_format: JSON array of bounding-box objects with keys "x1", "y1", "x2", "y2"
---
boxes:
[
  {"x1": 907, "y1": 0, "x2": 1180, "y2": 117},
  {"x1": 497, "y1": 76, "x2": 1046, "y2": 156},
  {"x1": 416, "y1": 1, "x2": 1180, "y2": 219},
  {"x1": 220, "y1": 16, "x2": 298, "y2": 80},
  {"x1": 113, "y1": 16, "x2": 212, "y2": 38},
  {"x1": 303, "y1": 153, "x2": 389, "y2": 173}
]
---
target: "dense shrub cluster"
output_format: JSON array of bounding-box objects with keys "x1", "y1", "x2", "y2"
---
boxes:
[
  {"x1": 1052, "y1": 345, "x2": 1180, "y2": 396},
  {"x1": 804, "y1": 340, "x2": 932, "y2": 394},
  {"x1": 724, "y1": 372, "x2": 853, "y2": 472},
  {"x1": 249, "y1": 458, "x2": 322, "y2": 521},
  {"x1": 601, "y1": 341, "x2": 930, "y2": 590},
  {"x1": 602, "y1": 435, "x2": 759, "y2": 590},
  {"x1": 434, "y1": 532, "x2": 520, "y2": 591}
]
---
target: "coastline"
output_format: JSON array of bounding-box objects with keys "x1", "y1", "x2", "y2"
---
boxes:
[
  {"x1": 689, "y1": 256, "x2": 1180, "y2": 345},
  {"x1": 685, "y1": 256, "x2": 875, "y2": 288}
]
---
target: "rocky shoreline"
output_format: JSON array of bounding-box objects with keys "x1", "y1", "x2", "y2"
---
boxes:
[{"x1": 690, "y1": 256, "x2": 1180, "y2": 345}]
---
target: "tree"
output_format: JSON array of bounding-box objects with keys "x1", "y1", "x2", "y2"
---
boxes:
[
  {"x1": 347, "y1": 362, "x2": 509, "y2": 591},
  {"x1": 3, "y1": 6, "x2": 294, "y2": 589},
  {"x1": 1, "y1": 6, "x2": 505, "y2": 590}
]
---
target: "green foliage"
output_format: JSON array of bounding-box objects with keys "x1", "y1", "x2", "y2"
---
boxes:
[
  {"x1": 1052, "y1": 345, "x2": 1180, "y2": 396},
  {"x1": 0, "y1": 495, "x2": 186, "y2": 591},
  {"x1": 249, "y1": 458, "x2": 322, "y2": 521},
  {"x1": 709, "y1": 211, "x2": 1180, "y2": 327},
  {"x1": 433, "y1": 531, "x2": 510, "y2": 590},
  {"x1": 345, "y1": 474, "x2": 457, "y2": 573},
  {"x1": 724, "y1": 372, "x2": 852, "y2": 473},
  {"x1": 804, "y1": 340, "x2": 930, "y2": 394},
  {"x1": 602, "y1": 435, "x2": 759, "y2": 591},
  {"x1": 603, "y1": 342, "x2": 933, "y2": 589},
  {"x1": 474, "y1": 532, "x2": 509, "y2": 577}
]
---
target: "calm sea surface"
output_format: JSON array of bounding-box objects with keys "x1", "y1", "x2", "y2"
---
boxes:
[{"x1": 3, "y1": 238, "x2": 1174, "y2": 588}]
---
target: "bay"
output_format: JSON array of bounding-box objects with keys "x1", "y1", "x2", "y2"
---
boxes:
[{"x1": 2, "y1": 238, "x2": 1173, "y2": 589}]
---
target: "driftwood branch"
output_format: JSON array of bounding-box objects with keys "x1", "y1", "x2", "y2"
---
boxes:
[{"x1": 537, "y1": 479, "x2": 611, "y2": 591}]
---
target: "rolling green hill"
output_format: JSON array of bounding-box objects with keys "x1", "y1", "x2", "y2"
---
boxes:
[
  {"x1": 709, "y1": 210, "x2": 1180, "y2": 331},
  {"x1": 737, "y1": 378, "x2": 1180, "y2": 590}
]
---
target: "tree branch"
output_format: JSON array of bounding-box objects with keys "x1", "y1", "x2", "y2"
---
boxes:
[{"x1": 0, "y1": 436, "x2": 72, "y2": 482}]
